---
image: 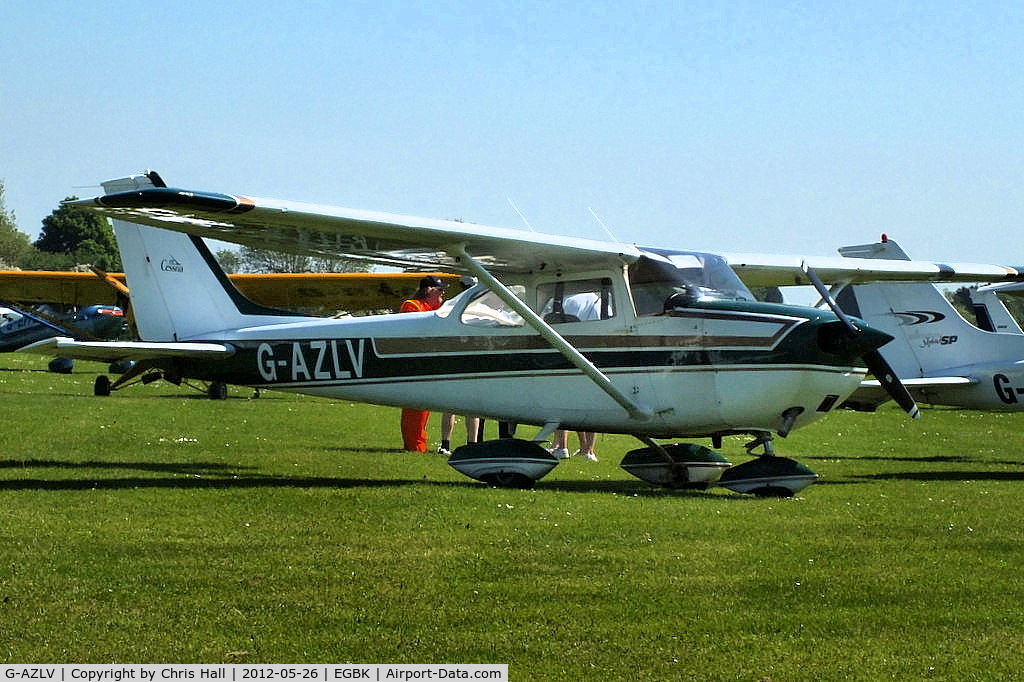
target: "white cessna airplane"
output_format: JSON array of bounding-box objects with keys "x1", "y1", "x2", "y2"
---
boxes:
[
  {"x1": 21, "y1": 173, "x2": 1024, "y2": 494},
  {"x1": 828, "y1": 236, "x2": 1024, "y2": 412}
]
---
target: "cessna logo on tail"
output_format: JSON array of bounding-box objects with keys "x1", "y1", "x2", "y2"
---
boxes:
[{"x1": 160, "y1": 256, "x2": 184, "y2": 272}]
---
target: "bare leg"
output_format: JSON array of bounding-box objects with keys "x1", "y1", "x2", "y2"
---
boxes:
[
  {"x1": 439, "y1": 413, "x2": 456, "y2": 454},
  {"x1": 465, "y1": 417, "x2": 481, "y2": 444},
  {"x1": 577, "y1": 432, "x2": 597, "y2": 461},
  {"x1": 549, "y1": 429, "x2": 570, "y2": 459}
]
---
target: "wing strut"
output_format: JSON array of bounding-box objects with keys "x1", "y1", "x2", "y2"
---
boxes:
[{"x1": 448, "y1": 243, "x2": 652, "y2": 422}]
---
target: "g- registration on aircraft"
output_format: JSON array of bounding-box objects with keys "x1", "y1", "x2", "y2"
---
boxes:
[
  {"x1": 1, "y1": 264, "x2": 456, "y2": 384},
  {"x1": 22, "y1": 172, "x2": 1024, "y2": 495}
]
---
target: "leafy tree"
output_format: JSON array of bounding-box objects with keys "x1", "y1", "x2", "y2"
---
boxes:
[
  {"x1": 947, "y1": 285, "x2": 1024, "y2": 330},
  {"x1": 0, "y1": 179, "x2": 34, "y2": 268},
  {"x1": 996, "y1": 291, "x2": 1024, "y2": 328},
  {"x1": 947, "y1": 286, "x2": 974, "y2": 318},
  {"x1": 215, "y1": 248, "x2": 242, "y2": 274},
  {"x1": 34, "y1": 198, "x2": 121, "y2": 270},
  {"x1": 750, "y1": 286, "x2": 784, "y2": 303}
]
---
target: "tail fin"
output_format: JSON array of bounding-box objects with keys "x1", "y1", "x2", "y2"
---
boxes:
[
  {"x1": 837, "y1": 237, "x2": 1014, "y2": 377},
  {"x1": 104, "y1": 173, "x2": 303, "y2": 342},
  {"x1": 970, "y1": 283, "x2": 1024, "y2": 334}
]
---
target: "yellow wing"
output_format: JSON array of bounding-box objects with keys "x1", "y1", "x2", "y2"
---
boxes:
[{"x1": 0, "y1": 270, "x2": 458, "y2": 312}]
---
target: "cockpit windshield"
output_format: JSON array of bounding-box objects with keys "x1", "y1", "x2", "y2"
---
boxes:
[{"x1": 628, "y1": 251, "x2": 755, "y2": 316}]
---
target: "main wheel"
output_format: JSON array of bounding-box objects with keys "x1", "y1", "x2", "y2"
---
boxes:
[
  {"x1": 480, "y1": 472, "x2": 536, "y2": 489},
  {"x1": 94, "y1": 375, "x2": 111, "y2": 397},
  {"x1": 207, "y1": 381, "x2": 229, "y2": 400}
]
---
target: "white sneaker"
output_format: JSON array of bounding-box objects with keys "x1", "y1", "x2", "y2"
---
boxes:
[
  {"x1": 583, "y1": 452, "x2": 598, "y2": 462},
  {"x1": 549, "y1": 447, "x2": 570, "y2": 459},
  {"x1": 437, "y1": 446, "x2": 451, "y2": 455}
]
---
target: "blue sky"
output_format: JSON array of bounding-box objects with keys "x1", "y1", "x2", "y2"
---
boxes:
[{"x1": 3, "y1": 1, "x2": 1024, "y2": 266}]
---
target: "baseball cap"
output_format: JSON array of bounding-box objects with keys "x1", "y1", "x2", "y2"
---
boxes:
[{"x1": 419, "y1": 275, "x2": 447, "y2": 289}]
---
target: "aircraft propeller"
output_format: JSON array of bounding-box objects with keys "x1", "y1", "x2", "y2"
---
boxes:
[{"x1": 802, "y1": 263, "x2": 921, "y2": 419}]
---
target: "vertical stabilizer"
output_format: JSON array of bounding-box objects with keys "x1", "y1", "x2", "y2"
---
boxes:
[
  {"x1": 105, "y1": 173, "x2": 303, "y2": 342},
  {"x1": 839, "y1": 237, "x2": 1017, "y2": 378},
  {"x1": 971, "y1": 284, "x2": 1024, "y2": 334}
]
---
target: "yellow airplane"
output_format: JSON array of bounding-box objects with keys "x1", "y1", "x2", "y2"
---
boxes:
[
  {"x1": 0, "y1": 268, "x2": 458, "y2": 376},
  {"x1": 0, "y1": 269, "x2": 459, "y2": 312}
]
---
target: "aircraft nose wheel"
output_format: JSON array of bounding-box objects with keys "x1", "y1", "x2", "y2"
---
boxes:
[
  {"x1": 479, "y1": 472, "x2": 536, "y2": 489},
  {"x1": 94, "y1": 375, "x2": 111, "y2": 396},
  {"x1": 207, "y1": 382, "x2": 228, "y2": 399}
]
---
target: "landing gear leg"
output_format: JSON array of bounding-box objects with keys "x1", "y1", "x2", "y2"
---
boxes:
[{"x1": 744, "y1": 432, "x2": 777, "y2": 457}]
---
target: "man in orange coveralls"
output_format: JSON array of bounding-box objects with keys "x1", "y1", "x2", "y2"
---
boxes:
[{"x1": 398, "y1": 275, "x2": 447, "y2": 451}]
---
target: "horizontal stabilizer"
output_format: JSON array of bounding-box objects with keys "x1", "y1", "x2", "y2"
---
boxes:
[{"x1": 18, "y1": 336, "x2": 234, "y2": 363}]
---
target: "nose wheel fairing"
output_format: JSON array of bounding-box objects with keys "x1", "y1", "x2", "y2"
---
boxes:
[
  {"x1": 716, "y1": 456, "x2": 818, "y2": 497},
  {"x1": 619, "y1": 442, "x2": 732, "y2": 489}
]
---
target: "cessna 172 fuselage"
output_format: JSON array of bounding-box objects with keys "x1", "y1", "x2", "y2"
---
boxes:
[{"x1": 143, "y1": 262, "x2": 880, "y2": 441}]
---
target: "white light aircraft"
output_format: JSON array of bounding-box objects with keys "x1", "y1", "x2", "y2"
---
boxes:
[
  {"x1": 21, "y1": 173, "x2": 1024, "y2": 494},
  {"x1": 827, "y1": 236, "x2": 1024, "y2": 412},
  {"x1": 968, "y1": 281, "x2": 1024, "y2": 335}
]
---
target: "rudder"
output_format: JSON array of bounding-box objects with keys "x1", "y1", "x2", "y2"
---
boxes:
[{"x1": 104, "y1": 173, "x2": 302, "y2": 342}]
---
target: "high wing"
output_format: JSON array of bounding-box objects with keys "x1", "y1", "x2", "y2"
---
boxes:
[
  {"x1": 842, "y1": 377, "x2": 978, "y2": 413},
  {"x1": 0, "y1": 269, "x2": 457, "y2": 312},
  {"x1": 69, "y1": 176, "x2": 642, "y2": 275},
  {"x1": 224, "y1": 272, "x2": 458, "y2": 311},
  {"x1": 977, "y1": 281, "x2": 1024, "y2": 299},
  {"x1": 69, "y1": 175, "x2": 1024, "y2": 285},
  {"x1": 0, "y1": 270, "x2": 126, "y2": 306},
  {"x1": 719, "y1": 252, "x2": 1024, "y2": 288}
]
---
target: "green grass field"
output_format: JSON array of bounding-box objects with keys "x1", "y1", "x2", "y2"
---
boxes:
[{"x1": 3, "y1": 353, "x2": 1024, "y2": 680}]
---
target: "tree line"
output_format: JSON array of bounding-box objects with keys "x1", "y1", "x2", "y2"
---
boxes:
[
  {"x1": 0, "y1": 180, "x2": 121, "y2": 271},
  {"x1": 0, "y1": 179, "x2": 366, "y2": 274}
]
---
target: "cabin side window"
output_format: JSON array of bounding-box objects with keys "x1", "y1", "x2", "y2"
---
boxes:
[
  {"x1": 459, "y1": 287, "x2": 526, "y2": 327},
  {"x1": 537, "y1": 278, "x2": 615, "y2": 323},
  {"x1": 627, "y1": 253, "x2": 755, "y2": 316},
  {"x1": 627, "y1": 257, "x2": 692, "y2": 316}
]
